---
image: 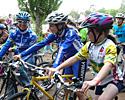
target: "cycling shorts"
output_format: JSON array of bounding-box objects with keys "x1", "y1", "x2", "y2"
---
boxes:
[{"x1": 95, "y1": 80, "x2": 124, "y2": 95}]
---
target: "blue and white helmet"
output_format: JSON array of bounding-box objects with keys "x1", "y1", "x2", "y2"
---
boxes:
[
  {"x1": 0, "y1": 24, "x2": 6, "y2": 30},
  {"x1": 45, "y1": 12, "x2": 68, "y2": 24},
  {"x1": 16, "y1": 11, "x2": 31, "y2": 21}
]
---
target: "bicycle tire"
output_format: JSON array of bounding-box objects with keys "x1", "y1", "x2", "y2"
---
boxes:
[
  {"x1": 0, "y1": 74, "x2": 18, "y2": 100},
  {"x1": 7, "y1": 91, "x2": 27, "y2": 100},
  {"x1": 37, "y1": 62, "x2": 52, "y2": 68},
  {"x1": 8, "y1": 91, "x2": 39, "y2": 100},
  {"x1": 53, "y1": 88, "x2": 65, "y2": 100},
  {"x1": 52, "y1": 50, "x2": 58, "y2": 61},
  {"x1": 35, "y1": 55, "x2": 43, "y2": 66},
  {"x1": 68, "y1": 92, "x2": 77, "y2": 100}
]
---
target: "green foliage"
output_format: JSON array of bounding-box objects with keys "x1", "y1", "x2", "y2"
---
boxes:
[
  {"x1": 97, "y1": 8, "x2": 118, "y2": 17},
  {"x1": 17, "y1": 0, "x2": 62, "y2": 34},
  {"x1": 98, "y1": 8, "x2": 106, "y2": 13},
  {"x1": 37, "y1": 33, "x2": 44, "y2": 42},
  {"x1": 69, "y1": 10, "x2": 80, "y2": 21},
  {"x1": 84, "y1": 10, "x2": 92, "y2": 16},
  {"x1": 119, "y1": 0, "x2": 125, "y2": 14}
]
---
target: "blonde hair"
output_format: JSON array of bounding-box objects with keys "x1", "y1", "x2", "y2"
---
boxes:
[{"x1": 0, "y1": 18, "x2": 5, "y2": 23}]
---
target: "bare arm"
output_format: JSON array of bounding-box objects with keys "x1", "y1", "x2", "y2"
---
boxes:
[
  {"x1": 56, "y1": 55, "x2": 80, "y2": 71},
  {"x1": 93, "y1": 62, "x2": 113, "y2": 83},
  {"x1": 78, "y1": 62, "x2": 114, "y2": 94}
]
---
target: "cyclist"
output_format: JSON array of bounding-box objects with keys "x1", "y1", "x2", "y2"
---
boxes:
[
  {"x1": 0, "y1": 11, "x2": 37, "y2": 95},
  {"x1": 0, "y1": 18, "x2": 8, "y2": 31},
  {"x1": 14, "y1": 11, "x2": 83, "y2": 78},
  {"x1": 0, "y1": 23, "x2": 9, "y2": 76},
  {"x1": 0, "y1": 23, "x2": 8, "y2": 45},
  {"x1": 113, "y1": 13, "x2": 125, "y2": 59},
  {"x1": 78, "y1": 27, "x2": 88, "y2": 44},
  {"x1": 47, "y1": 13, "x2": 124, "y2": 100}
]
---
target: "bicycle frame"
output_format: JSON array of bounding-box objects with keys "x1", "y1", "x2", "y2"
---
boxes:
[{"x1": 23, "y1": 74, "x2": 73, "y2": 100}]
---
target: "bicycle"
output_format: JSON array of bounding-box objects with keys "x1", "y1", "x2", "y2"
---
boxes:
[
  {"x1": 7, "y1": 59, "x2": 73, "y2": 100},
  {"x1": 34, "y1": 50, "x2": 44, "y2": 66},
  {"x1": 0, "y1": 56, "x2": 52, "y2": 100},
  {"x1": 49, "y1": 72, "x2": 93, "y2": 100},
  {"x1": 116, "y1": 43, "x2": 125, "y2": 80},
  {"x1": 0, "y1": 59, "x2": 25, "y2": 100},
  {"x1": 45, "y1": 73, "x2": 121, "y2": 100}
]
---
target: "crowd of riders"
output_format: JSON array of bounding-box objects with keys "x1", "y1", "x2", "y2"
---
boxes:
[{"x1": 0, "y1": 10, "x2": 125, "y2": 100}]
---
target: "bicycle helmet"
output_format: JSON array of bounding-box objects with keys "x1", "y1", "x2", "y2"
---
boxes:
[
  {"x1": 81, "y1": 12, "x2": 113, "y2": 30},
  {"x1": 0, "y1": 24, "x2": 6, "y2": 30},
  {"x1": 16, "y1": 11, "x2": 31, "y2": 21},
  {"x1": 115, "y1": 13, "x2": 125, "y2": 19},
  {"x1": 45, "y1": 12, "x2": 68, "y2": 24}
]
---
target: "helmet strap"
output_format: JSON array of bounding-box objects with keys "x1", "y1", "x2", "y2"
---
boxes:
[
  {"x1": 55, "y1": 23, "x2": 66, "y2": 36},
  {"x1": 91, "y1": 29, "x2": 103, "y2": 43}
]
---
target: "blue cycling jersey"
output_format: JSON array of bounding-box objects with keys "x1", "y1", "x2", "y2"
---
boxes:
[
  {"x1": 113, "y1": 24, "x2": 125, "y2": 43},
  {"x1": 0, "y1": 28, "x2": 37, "y2": 58},
  {"x1": 21, "y1": 28, "x2": 83, "y2": 68}
]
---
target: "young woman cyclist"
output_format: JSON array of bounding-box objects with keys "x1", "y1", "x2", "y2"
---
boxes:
[
  {"x1": 47, "y1": 12, "x2": 125, "y2": 100},
  {"x1": 14, "y1": 11, "x2": 83, "y2": 78},
  {"x1": 0, "y1": 11, "x2": 37, "y2": 96},
  {"x1": 0, "y1": 23, "x2": 8, "y2": 45},
  {"x1": 113, "y1": 13, "x2": 125, "y2": 59}
]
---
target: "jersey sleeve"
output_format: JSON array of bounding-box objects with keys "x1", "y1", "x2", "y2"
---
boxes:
[
  {"x1": 21, "y1": 33, "x2": 56, "y2": 57},
  {"x1": 75, "y1": 41, "x2": 90, "y2": 60},
  {"x1": 104, "y1": 44, "x2": 117, "y2": 65},
  {"x1": 53, "y1": 29, "x2": 82, "y2": 68}
]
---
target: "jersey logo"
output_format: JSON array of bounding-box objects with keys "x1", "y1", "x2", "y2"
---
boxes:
[{"x1": 99, "y1": 46, "x2": 104, "y2": 52}]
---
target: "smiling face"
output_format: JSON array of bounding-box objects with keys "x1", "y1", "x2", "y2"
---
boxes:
[
  {"x1": 48, "y1": 24, "x2": 58, "y2": 34},
  {"x1": 17, "y1": 20, "x2": 29, "y2": 30},
  {"x1": 116, "y1": 18, "x2": 124, "y2": 26}
]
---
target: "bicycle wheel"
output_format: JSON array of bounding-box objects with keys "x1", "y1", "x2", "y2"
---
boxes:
[
  {"x1": 8, "y1": 91, "x2": 39, "y2": 100},
  {"x1": 0, "y1": 74, "x2": 18, "y2": 100},
  {"x1": 35, "y1": 54, "x2": 43, "y2": 66},
  {"x1": 54, "y1": 88, "x2": 65, "y2": 100},
  {"x1": 37, "y1": 62, "x2": 52, "y2": 68},
  {"x1": 52, "y1": 50, "x2": 58, "y2": 61}
]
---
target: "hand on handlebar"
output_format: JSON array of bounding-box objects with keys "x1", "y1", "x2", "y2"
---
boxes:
[
  {"x1": 46, "y1": 67, "x2": 61, "y2": 78},
  {"x1": 77, "y1": 79, "x2": 97, "y2": 94},
  {"x1": 13, "y1": 54, "x2": 21, "y2": 61}
]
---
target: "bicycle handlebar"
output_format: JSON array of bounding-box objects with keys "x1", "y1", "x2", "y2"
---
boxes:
[
  {"x1": 18, "y1": 59, "x2": 46, "y2": 76},
  {"x1": 53, "y1": 72, "x2": 83, "y2": 92},
  {"x1": 0, "y1": 59, "x2": 47, "y2": 76}
]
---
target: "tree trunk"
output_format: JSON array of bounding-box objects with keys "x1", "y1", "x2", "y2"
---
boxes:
[{"x1": 35, "y1": 15, "x2": 42, "y2": 34}]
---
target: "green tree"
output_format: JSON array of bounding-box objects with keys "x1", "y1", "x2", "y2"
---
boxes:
[
  {"x1": 84, "y1": 10, "x2": 91, "y2": 16},
  {"x1": 69, "y1": 10, "x2": 80, "y2": 21},
  {"x1": 107, "y1": 9, "x2": 118, "y2": 17},
  {"x1": 98, "y1": 8, "x2": 106, "y2": 14},
  {"x1": 98, "y1": 8, "x2": 118, "y2": 17},
  {"x1": 17, "y1": 0, "x2": 62, "y2": 34},
  {"x1": 118, "y1": 0, "x2": 125, "y2": 13}
]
